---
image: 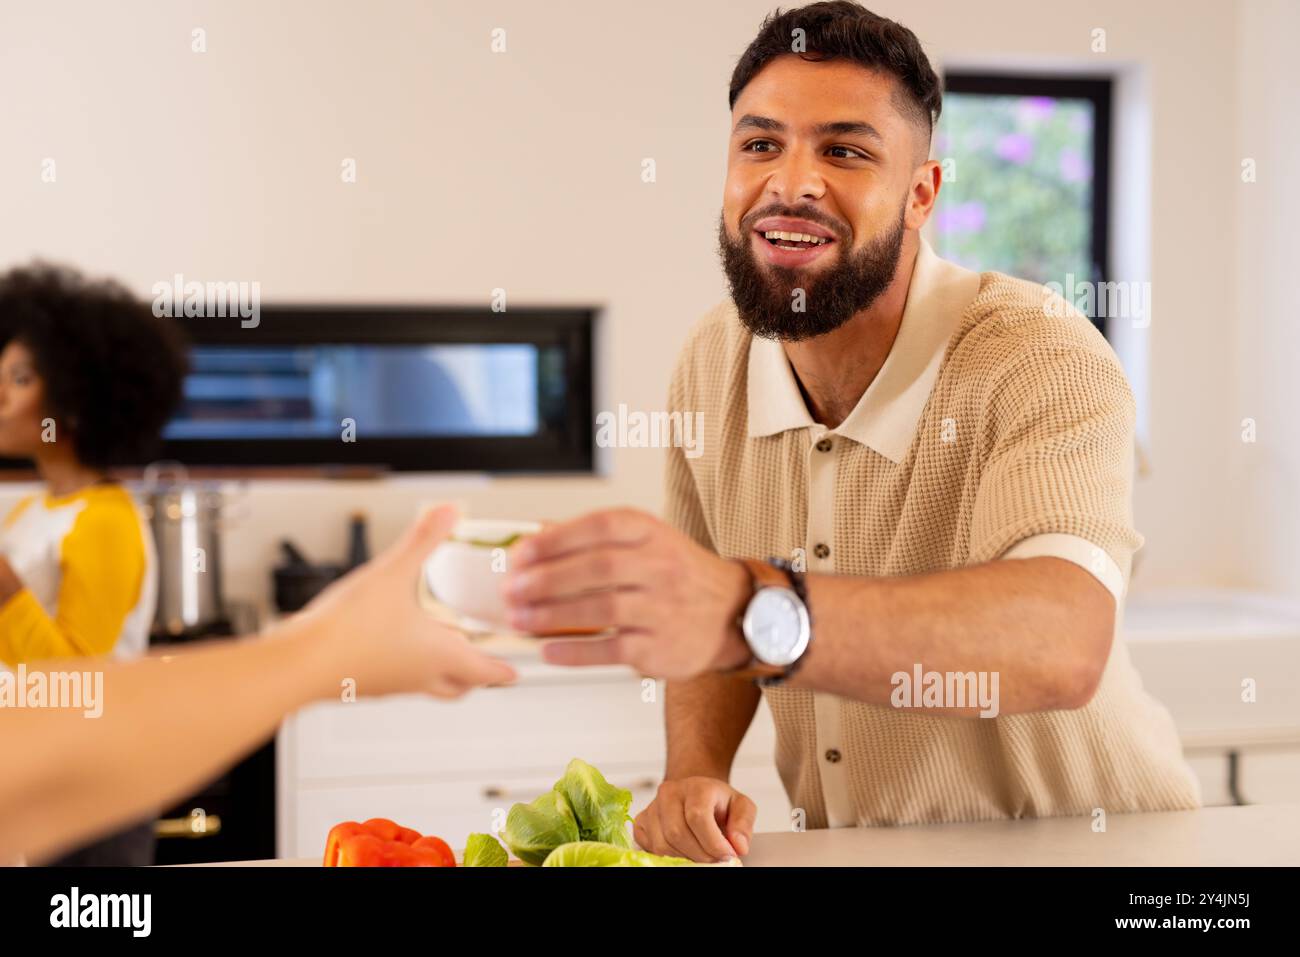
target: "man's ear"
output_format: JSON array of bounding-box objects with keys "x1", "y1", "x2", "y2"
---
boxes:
[{"x1": 905, "y1": 159, "x2": 942, "y2": 231}]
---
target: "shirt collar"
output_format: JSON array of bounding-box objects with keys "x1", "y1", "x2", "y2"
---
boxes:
[{"x1": 746, "y1": 237, "x2": 981, "y2": 464}]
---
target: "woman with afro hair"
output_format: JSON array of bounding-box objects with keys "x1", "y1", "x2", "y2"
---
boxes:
[
  {"x1": 0, "y1": 271, "x2": 517, "y2": 868},
  {"x1": 0, "y1": 263, "x2": 188, "y2": 863}
]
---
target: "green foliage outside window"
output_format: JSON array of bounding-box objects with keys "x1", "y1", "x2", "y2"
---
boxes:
[{"x1": 934, "y1": 93, "x2": 1096, "y2": 287}]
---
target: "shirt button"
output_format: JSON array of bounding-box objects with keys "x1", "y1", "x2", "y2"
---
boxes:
[
  {"x1": 815, "y1": 437, "x2": 833, "y2": 453},
  {"x1": 813, "y1": 543, "x2": 830, "y2": 560},
  {"x1": 825, "y1": 749, "x2": 842, "y2": 764}
]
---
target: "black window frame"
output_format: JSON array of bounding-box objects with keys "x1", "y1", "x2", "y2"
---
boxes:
[{"x1": 941, "y1": 72, "x2": 1113, "y2": 337}]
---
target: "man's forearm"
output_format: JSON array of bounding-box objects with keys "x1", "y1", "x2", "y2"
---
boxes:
[
  {"x1": 664, "y1": 673, "x2": 761, "y2": 780},
  {"x1": 789, "y1": 556, "x2": 1115, "y2": 714}
]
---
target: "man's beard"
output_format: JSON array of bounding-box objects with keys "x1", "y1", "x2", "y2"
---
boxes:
[{"x1": 717, "y1": 204, "x2": 907, "y2": 342}]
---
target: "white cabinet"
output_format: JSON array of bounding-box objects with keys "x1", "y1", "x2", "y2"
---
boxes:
[
  {"x1": 1181, "y1": 748, "x2": 1300, "y2": 808},
  {"x1": 278, "y1": 661, "x2": 789, "y2": 859},
  {"x1": 1123, "y1": 590, "x2": 1300, "y2": 808},
  {"x1": 1239, "y1": 749, "x2": 1300, "y2": 804},
  {"x1": 291, "y1": 678, "x2": 665, "y2": 782},
  {"x1": 1183, "y1": 753, "x2": 1232, "y2": 806}
]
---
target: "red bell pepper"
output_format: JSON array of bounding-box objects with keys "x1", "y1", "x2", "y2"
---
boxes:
[{"x1": 323, "y1": 818, "x2": 456, "y2": 867}]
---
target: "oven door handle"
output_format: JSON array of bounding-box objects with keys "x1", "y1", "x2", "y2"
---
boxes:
[{"x1": 155, "y1": 812, "x2": 223, "y2": 839}]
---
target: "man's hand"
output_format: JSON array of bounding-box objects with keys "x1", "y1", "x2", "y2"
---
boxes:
[
  {"x1": 500, "y1": 508, "x2": 753, "y2": 680},
  {"x1": 633, "y1": 777, "x2": 757, "y2": 862}
]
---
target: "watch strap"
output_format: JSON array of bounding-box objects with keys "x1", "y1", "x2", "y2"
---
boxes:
[{"x1": 739, "y1": 557, "x2": 788, "y2": 589}]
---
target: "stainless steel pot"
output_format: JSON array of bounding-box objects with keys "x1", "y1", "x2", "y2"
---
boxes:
[{"x1": 140, "y1": 462, "x2": 230, "y2": 636}]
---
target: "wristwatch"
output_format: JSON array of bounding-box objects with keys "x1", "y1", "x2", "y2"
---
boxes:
[{"x1": 729, "y1": 557, "x2": 812, "y2": 687}]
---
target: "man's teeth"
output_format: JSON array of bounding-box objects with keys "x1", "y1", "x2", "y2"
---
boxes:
[{"x1": 763, "y1": 230, "x2": 830, "y2": 246}]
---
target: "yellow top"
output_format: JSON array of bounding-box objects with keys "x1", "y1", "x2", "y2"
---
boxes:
[
  {"x1": 664, "y1": 239, "x2": 1200, "y2": 826},
  {"x1": 0, "y1": 483, "x2": 154, "y2": 665}
]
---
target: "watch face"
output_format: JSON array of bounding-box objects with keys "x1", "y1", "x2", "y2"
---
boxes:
[{"x1": 742, "y1": 586, "x2": 810, "y2": 667}]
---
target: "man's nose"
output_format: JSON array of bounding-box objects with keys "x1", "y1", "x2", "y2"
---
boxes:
[{"x1": 765, "y1": 145, "x2": 826, "y2": 206}]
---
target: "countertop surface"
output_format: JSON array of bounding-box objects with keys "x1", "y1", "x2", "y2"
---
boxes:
[
  {"x1": 739, "y1": 802, "x2": 1300, "y2": 866},
  {"x1": 197, "y1": 802, "x2": 1300, "y2": 867}
]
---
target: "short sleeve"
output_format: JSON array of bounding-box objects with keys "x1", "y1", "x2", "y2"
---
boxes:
[
  {"x1": 969, "y1": 344, "x2": 1145, "y2": 580},
  {"x1": 1001, "y1": 532, "x2": 1126, "y2": 602},
  {"x1": 0, "y1": 499, "x2": 145, "y2": 663}
]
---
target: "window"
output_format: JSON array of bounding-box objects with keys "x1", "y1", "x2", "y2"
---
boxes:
[{"x1": 935, "y1": 74, "x2": 1112, "y2": 335}]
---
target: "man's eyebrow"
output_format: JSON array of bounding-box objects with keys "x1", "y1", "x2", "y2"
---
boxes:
[
  {"x1": 733, "y1": 114, "x2": 785, "y2": 134},
  {"x1": 732, "y1": 114, "x2": 886, "y2": 145},
  {"x1": 812, "y1": 120, "x2": 885, "y2": 144}
]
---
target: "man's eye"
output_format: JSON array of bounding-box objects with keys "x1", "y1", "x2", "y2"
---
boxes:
[
  {"x1": 827, "y1": 145, "x2": 867, "y2": 160},
  {"x1": 743, "y1": 140, "x2": 779, "y2": 154}
]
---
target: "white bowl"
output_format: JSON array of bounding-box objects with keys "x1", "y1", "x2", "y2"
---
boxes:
[{"x1": 422, "y1": 519, "x2": 542, "y2": 631}]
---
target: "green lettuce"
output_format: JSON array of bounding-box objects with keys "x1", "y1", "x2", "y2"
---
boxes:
[
  {"x1": 463, "y1": 832, "x2": 508, "y2": 867},
  {"x1": 553, "y1": 758, "x2": 633, "y2": 849},
  {"x1": 501, "y1": 789, "x2": 580, "y2": 866},
  {"x1": 541, "y1": 841, "x2": 702, "y2": 867},
  {"x1": 452, "y1": 533, "x2": 523, "y2": 548}
]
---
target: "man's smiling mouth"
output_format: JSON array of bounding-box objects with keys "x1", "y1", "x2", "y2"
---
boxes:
[
  {"x1": 760, "y1": 230, "x2": 833, "y2": 250},
  {"x1": 749, "y1": 225, "x2": 838, "y2": 267},
  {"x1": 749, "y1": 215, "x2": 841, "y2": 262}
]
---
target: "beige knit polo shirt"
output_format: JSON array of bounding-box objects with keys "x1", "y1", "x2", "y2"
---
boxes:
[{"x1": 664, "y1": 238, "x2": 1200, "y2": 827}]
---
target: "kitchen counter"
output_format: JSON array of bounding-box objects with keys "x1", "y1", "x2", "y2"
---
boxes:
[
  {"x1": 741, "y1": 802, "x2": 1300, "y2": 866},
  {"x1": 196, "y1": 802, "x2": 1299, "y2": 867}
]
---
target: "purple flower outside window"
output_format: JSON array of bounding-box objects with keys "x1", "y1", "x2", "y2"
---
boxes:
[
  {"x1": 995, "y1": 132, "x2": 1033, "y2": 165},
  {"x1": 935, "y1": 200, "x2": 987, "y2": 235},
  {"x1": 1059, "y1": 149, "x2": 1089, "y2": 183},
  {"x1": 1016, "y1": 96, "x2": 1056, "y2": 126}
]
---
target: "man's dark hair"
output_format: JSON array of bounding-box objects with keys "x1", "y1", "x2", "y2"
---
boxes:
[
  {"x1": 0, "y1": 263, "x2": 190, "y2": 469},
  {"x1": 728, "y1": 1, "x2": 942, "y2": 141}
]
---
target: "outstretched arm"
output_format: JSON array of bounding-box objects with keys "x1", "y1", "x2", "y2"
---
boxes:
[{"x1": 0, "y1": 505, "x2": 515, "y2": 863}]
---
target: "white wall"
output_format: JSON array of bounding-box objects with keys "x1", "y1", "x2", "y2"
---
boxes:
[
  {"x1": 1232, "y1": 0, "x2": 1300, "y2": 596},
  {"x1": 0, "y1": 0, "x2": 1281, "y2": 611}
]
